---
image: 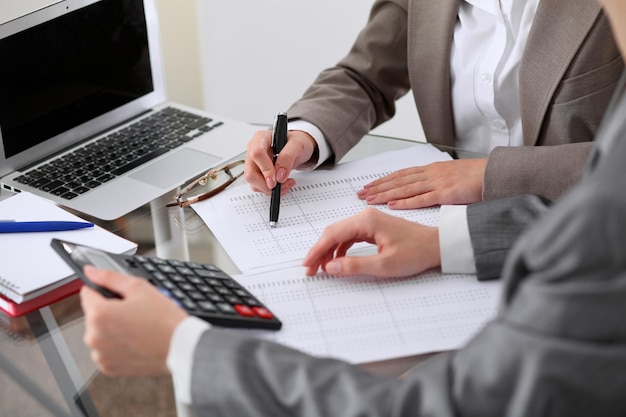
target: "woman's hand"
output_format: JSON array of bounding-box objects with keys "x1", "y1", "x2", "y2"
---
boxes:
[
  {"x1": 244, "y1": 129, "x2": 317, "y2": 195},
  {"x1": 357, "y1": 158, "x2": 487, "y2": 209},
  {"x1": 303, "y1": 208, "x2": 441, "y2": 278}
]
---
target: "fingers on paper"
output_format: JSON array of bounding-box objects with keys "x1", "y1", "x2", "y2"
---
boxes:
[
  {"x1": 325, "y1": 254, "x2": 391, "y2": 277},
  {"x1": 387, "y1": 193, "x2": 441, "y2": 210},
  {"x1": 358, "y1": 159, "x2": 486, "y2": 208},
  {"x1": 303, "y1": 209, "x2": 379, "y2": 275},
  {"x1": 358, "y1": 166, "x2": 439, "y2": 208},
  {"x1": 360, "y1": 166, "x2": 425, "y2": 194}
]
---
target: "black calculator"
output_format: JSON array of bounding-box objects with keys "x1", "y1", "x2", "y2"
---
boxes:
[{"x1": 51, "y1": 239, "x2": 281, "y2": 330}]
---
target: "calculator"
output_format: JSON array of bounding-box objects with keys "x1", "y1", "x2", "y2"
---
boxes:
[{"x1": 51, "y1": 239, "x2": 282, "y2": 330}]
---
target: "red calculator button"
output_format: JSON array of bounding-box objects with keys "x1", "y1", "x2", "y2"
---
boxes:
[
  {"x1": 234, "y1": 304, "x2": 255, "y2": 317},
  {"x1": 253, "y1": 307, "x2": 273, "y2": 320}
]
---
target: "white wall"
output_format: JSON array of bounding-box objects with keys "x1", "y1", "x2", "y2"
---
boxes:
[
  {"x1": 196, "y1": 0, "x2": 425, "y2": 142},
  {"x1": 155, "y1": 0, "x2": 203, "y2": 108}
]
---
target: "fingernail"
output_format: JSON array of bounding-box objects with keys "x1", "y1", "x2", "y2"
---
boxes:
[
  {"x1": 365, "y1": 195, "x2": 377, "y2": 203},
  {"x1": 276, "y1": 168, "x2": 287, "y2": 182},
  {"x1": 266, "y1": 176, "x2": 276, "y2": 189},
  {"x1": 326, "y1": 261, "x2": 341, "y2": 274},
  {"x1": 357, "y1": 189, "x2": 366, "y2": 198}
]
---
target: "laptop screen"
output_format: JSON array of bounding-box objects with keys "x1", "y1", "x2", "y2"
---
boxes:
[{"x1": 0, "y1": 0, "x2": 153, "y2": 159}]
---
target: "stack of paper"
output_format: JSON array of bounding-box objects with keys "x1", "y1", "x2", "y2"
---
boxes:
[{"x1": 0, "y1": 192, "x2": 137, "y2": 316}]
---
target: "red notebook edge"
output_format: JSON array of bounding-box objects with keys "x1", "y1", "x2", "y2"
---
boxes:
[{"x1": 0, "y1": 278, "x2": 84, "y2": 317}]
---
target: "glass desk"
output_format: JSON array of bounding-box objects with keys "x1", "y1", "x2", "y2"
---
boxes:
[{"x1": 0, "y1": 135, "x2": 477, "y2": 417}]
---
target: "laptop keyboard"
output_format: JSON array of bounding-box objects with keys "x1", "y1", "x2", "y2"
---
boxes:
[{"x1": 13, "y1": 107, "x2": 223, "y2": 200}]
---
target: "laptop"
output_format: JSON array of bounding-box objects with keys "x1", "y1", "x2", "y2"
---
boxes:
[{"x1": 0, "y1": 0, "x2": 257, "y2": 220}]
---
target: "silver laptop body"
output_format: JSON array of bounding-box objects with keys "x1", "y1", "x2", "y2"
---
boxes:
[{"x1": 0, "y1": 0, "x2": 255, "y2": 220}]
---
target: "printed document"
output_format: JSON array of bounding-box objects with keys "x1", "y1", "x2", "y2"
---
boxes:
[
  {"x1": 192, "y1": 144, "x2": 451, "y2": 272},
  {"x1": 192, "y1": 143, "x2": 501, "y2": 363},
  {"x1": 237, "y1": 264, "x2": 500, "y2": 364}
]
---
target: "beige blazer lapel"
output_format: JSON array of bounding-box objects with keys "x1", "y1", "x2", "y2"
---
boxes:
[
  {"x1": 519, "y1": 0, "x2": 602, "y2": 146},
  {"x1": 407, "y1": 0, "x2": 460, "y2": 146}
]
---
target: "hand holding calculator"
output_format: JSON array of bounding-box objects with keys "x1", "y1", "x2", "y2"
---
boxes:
[{"x1": 51, "y1": 239, "x2": 282, "y2": 330}]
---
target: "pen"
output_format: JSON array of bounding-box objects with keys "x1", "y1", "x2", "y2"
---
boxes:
[
  {"x1": 269, "y1": 112, "x2": 288, "y2": 228},
  {"x1": 0, "y1": 221, "x2": 94, "y2": 233}
]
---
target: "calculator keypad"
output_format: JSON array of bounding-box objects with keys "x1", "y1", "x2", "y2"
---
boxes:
[{"x1": 127, "y1": 255, "x2": 281, "y2": 330}]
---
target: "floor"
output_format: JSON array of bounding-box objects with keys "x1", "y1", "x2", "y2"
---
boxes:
[
  {"x1": 0, "y1": 370, "x2": 177, "y2": 417},
  {"x1": 88, "y1": 374, "x2": 177, "y2": 417}
]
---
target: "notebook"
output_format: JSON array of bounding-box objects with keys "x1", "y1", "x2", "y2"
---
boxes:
[
  {"x1": 0, "y1": 0, "x2": 256, "y2": 221},
  {"x1": 0, "y1": 192, "x2": 138, "y2": 316}
]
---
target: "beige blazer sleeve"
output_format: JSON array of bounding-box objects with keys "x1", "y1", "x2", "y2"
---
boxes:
[{"x1": 287, "y1": 0, "x2": 413, "y2": 164}]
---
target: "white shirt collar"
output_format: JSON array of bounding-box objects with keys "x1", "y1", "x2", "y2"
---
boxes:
[
  {"x1": 464, "y1": 0, "x2": 517, "y2": 17},
  {"x1": 464, "y1": 0, "x2": 500, "y2": 15}
]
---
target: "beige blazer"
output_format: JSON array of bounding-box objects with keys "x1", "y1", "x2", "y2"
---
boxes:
[{"x1": 287, "y1": 0, "x2": 623, "y2": 201}]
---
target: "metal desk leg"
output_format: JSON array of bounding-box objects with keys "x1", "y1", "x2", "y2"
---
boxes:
[
  {"x1": 151, "y1": 195, "x2": 191, "y2": 417},
  {"x1": 150, "y1": 194, "x2": 189, "y2": 261},
  {"x1": 26, "y1": 307, "x2": 100, "y2": 417}
]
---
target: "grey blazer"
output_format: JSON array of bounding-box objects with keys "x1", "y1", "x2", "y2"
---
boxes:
[
  {"x1": 287, "y1": 0, "x2": 623, "y2": 202},
  {"x1": 467, "y1": 194, "x2": 553, "y2": 280},
  {"x1": 188, "y1": 76, "x2": 626, "y2": 416}
]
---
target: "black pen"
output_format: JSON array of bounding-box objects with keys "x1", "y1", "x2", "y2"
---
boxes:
[{"x1": 269, "y1": 112, "x2": 288, "y2": 228}]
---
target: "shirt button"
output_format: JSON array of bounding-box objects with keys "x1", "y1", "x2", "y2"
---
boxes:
[
  {"x1": 490, "y1": 119, "x2": 507, "y2": 130},
  {"x1": 481, "y1": 73, "x2": 492, "y2": 83}
]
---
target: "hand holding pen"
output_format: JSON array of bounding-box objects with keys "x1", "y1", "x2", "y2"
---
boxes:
[{"x1": 269, "y1": 112, "x2": 288, "y2": 228}]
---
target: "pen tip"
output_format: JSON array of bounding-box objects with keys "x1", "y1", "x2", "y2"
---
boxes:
[{"x1": 269, "y1": 221, "x2": 277, "y2": 228}]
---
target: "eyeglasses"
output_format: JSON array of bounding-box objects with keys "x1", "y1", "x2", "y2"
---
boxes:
[{"x1": 166, "y1": 160, "x2": 245, "y2": 208}]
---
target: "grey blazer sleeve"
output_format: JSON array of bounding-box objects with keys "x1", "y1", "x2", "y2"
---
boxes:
[{"x1": 467, "y1": 195, "x2": 552, "y2": 281}]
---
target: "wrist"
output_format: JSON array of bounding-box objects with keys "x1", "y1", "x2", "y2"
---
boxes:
[
  {"x1": 166, "y1": 316, "x2": 211, "y2": 404},
  {"x1": 160, "y1": 311, "x2": 190, "y2": 363},
  {"x1": 290, "y1": 130, "x2": 319, "y2": 170},
  {"x1": 426, "y1": 226, "x2": 441, "y2": 270},
  {"x1": 438, "y1": 205, "x2": 477, "y2": 274}
]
